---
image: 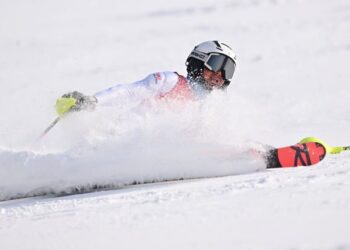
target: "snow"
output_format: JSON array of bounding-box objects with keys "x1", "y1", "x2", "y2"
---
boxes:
[{"x1": 1, "y1": 0, "x2": 350, "y2": 249}]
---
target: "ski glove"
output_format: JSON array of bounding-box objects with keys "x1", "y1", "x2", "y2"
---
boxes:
[{"x1": 56, "y1": 91, "x2": 98, "y2": 116}]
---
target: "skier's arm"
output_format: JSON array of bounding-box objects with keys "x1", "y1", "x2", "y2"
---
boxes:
[
  {"x1": 93, "y1": 72, "x2": 179, "y2": 106},
  {"x1": 57, "y1": 72, "x2": 179, "y2": 114}
]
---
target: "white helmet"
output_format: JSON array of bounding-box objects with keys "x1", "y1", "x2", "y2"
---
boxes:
[{"x1": 186, "y1": 40, "x2": 237, "y2": 88}]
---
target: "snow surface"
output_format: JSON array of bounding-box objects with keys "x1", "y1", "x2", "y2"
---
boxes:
[{"x1": 1, "y1": 0, "x2": 350, "y2": 249}]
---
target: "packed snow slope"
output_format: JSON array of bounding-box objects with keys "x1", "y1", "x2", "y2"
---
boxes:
[{"x1": 1, "y1": 0, "x2": 350, "y2": 249}]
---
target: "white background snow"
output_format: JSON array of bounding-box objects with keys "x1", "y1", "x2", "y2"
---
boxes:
[{"x1": 1, "y1": 0, "x2": 350, "y2": 249}]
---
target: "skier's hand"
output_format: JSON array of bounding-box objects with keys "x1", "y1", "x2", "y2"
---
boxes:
[{"x1": 56, "y1": 91, "x2": 98, "y2": 116}]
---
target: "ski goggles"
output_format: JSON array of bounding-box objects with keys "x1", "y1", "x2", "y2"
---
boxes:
[{"x1": 189, "y1": 51, "x2": 236, "y2": 80}]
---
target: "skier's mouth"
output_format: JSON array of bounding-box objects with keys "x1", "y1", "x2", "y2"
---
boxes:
[{"x1": 206, "y1": 79, "x2": 224, "y2": 89}]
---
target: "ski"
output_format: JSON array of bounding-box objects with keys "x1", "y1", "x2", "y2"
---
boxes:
[{"x1": 266, "y1": 142, "x2": 327, "y2": 168}]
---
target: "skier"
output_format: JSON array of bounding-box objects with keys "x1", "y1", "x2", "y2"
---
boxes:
[
  {"x1": 56, "y1": 40, "x2": 236, "y2": 113},
  {"x1": 56, "y1": 40, "x2": 330, "y2": 169}
]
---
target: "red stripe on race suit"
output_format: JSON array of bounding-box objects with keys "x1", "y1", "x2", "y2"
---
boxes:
[{"x1": 157, "y1": 75, "x2": 195, "y2": 101}]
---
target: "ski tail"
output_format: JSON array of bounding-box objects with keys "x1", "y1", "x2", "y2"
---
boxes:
[{"x1": 266, "y1": 142, "x2": 326, "y2": 168}]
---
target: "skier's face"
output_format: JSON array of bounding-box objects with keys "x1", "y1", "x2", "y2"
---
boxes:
[{"x1": 202, "y1": 67, "x2": 225, "y2": 90}]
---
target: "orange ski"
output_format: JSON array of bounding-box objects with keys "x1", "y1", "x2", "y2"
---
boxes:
[{"x1": 266, "y1": 142, "x2": 326, "y2": 168}]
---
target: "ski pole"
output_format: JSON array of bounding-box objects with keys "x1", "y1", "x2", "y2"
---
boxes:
[
  {"x1": 329, "y1": 145, "x2": 350, "y2": 154},
  {"x1": 38, "y1": 116, "x2": 61, "y2": 139},
  {"x1": 38, "y1": 97, "x2": 77, "y2": 140}
]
